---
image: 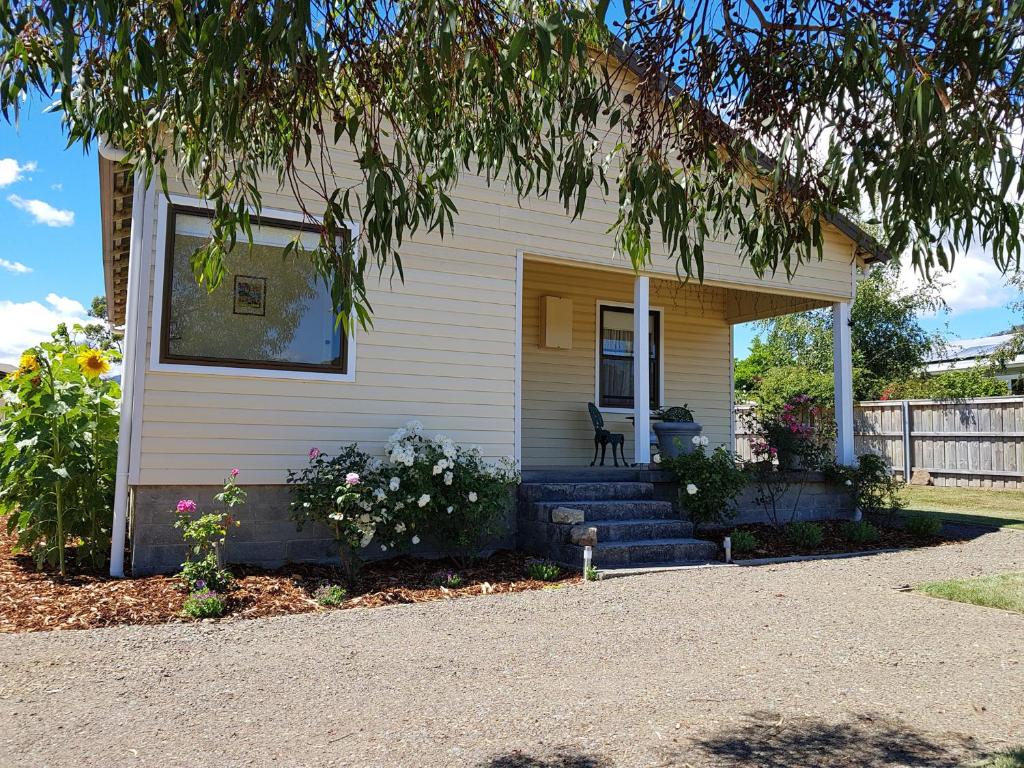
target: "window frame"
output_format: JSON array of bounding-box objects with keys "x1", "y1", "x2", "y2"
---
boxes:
[
  {"x1": 595, "y1": 301, "x2": 663, "y2": 413},
  {"x1": 151, "y1": 197, "x2": 358, "y2": 382}
]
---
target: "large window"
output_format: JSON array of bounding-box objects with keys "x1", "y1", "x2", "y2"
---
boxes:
[
  {"x1": 161, "y1": 207, "x2": 347, "y2": 374},
  {"x1": 598, "y1": 305, "x2": 661, "y2": 410}
]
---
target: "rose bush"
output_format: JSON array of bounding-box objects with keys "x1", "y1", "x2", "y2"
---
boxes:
[
  {"x1": 288, "y1": 421, "x2": 519, "y2": 577},
  {"x1": 662, "y1": 444, "x2": 746, "y2": 531},
  {"x1": 174, "y1": 469, "x2": 246, "y2": 591}
]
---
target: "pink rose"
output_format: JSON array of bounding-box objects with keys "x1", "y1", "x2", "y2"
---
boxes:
[
  {"x1": 345, "y1": 472, "x2": 360, "y2": 486},
  {"x1": 176, "y1": 499, "x2": 198, "y2": 514},
  {"x1": 230, "y1": 468, "x2": 239, "y2": 478},
  {"x1": 309, "y1": 448, "x2": 321, "y2": 459}
]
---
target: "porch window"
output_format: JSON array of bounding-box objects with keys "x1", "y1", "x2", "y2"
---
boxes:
[
  {"x1": 598, "y1": 305, "x2": 661, "y2": 410},
  {"x1": 160, "y1": 206, "x2": 348, "y2": 373}
]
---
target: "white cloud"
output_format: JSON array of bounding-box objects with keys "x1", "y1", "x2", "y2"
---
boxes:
[
  {"x1": 0, "y1": 258, "x2": 32, "y2": 274},
  {"x1": 0, "y1": 294, "x2": 89, "y2": 365},
  {"x1": 0, "y1": 158, "x2": 37, "y2": 188},
  {"x1": 898, "y1": 244, "x2": 1014, "y2": 316},
  {"x1": 7, "y1": 194, "x2": 75, "y2": 227},
  {"x1": 50, "y1": 183, "x2": 63, "y2": 191}
]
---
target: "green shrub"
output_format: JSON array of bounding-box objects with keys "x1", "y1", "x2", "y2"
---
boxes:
[
  {"x1": 431, "y1": 570, "x2": 464, "y2": 588},
  {"x1": 841, "y1": 520, "x2": 880, "y2": 545},
  {"x1": 785, "y1": 521, "x2": 824, "y2": 549},
  {"x1": 828, "y1": 453, "x2": 905, "y2": 523},
  {"x1": 905, "y1": 513, "x2": 942, "y2": 537},
  {"x1": 0, "y1": 327, "x2": 121, "y2": 574},
  {"x1": 182, "y1": 591, "x2": 226, "y2": 619},
  {"x1": 526, "y1": 561, "x2": 561, "y2": 581},
  {"x1": 729, "y1": 528, "x2": 759, "y2": 555},
  {"x1": 663, "y1": 445, "x2": 746, "y2": 529},
  {"x1": 584, "y1": 564, "x2": 599, "y2": 582},
  {"x1": 314, "y1": 584, "x2": 348, "y2": 606}
]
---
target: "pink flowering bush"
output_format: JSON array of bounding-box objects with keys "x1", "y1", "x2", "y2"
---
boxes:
[
  {"x1": 743, "y1": 396, "x2": 835, "y2": 528},
  {"x1": 173, "y1": 470, "x2": 246, "y2": 591}
]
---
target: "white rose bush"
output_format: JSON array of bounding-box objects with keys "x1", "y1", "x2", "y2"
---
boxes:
[
  {"x1": 661, "y1": 439, "x2": 747, "y2": 533},
  {"x1": 287, "y1": 422, "x2": 519, "y2": 578}
]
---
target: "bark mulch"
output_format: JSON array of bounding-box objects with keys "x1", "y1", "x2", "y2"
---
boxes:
[
  {"x1": 727, "y1": 519, "x2": 958, "y2": 560},
  {"x1": 0, "y1": 527, "x2": 578, "y2": 634}
]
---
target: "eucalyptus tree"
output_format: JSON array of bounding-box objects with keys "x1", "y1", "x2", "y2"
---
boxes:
[{"x1": 2, "y1": 0, "x2": 1022, "y2": 325}]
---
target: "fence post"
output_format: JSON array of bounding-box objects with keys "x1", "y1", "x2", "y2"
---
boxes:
[{"x1": 901, "y1": 400, "x2": 912, "y2": 482}]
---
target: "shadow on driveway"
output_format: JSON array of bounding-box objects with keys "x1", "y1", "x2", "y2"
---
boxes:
[
  {"x1": 688, "y1": 711, "x2": 983, "y2": 767},
  {"x1": 481, "y1": 712, "x2": 987, "y2": 767}
]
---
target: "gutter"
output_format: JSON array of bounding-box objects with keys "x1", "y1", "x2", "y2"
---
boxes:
[
  {"x1": 109, "y1": 173, "x2": 146, "y2": 577},
  {"x1": 98, "y1": 135, "x2": 129, "y2": 163}
]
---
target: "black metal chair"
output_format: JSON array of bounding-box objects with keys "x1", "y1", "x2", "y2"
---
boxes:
[{"x1": 588, "y1": 402, "x2": 625, "y2": 467}]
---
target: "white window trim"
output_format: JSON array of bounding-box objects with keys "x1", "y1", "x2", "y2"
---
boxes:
[
  {"x1": 150, "y1": 193, "x2": 359, "y2": 382},
  {"x1": 594, "y1": 300, "x2": 665, "y2": 415}
]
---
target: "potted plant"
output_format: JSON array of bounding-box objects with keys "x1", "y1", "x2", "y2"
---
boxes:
[{"x1": 652, "y1": 404, "x2": 703, "y2": 459}]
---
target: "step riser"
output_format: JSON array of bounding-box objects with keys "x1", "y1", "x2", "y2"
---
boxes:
[
  {"x1": 592, "y1": 520, "x2": 693, "y2": 542},
  {"x1": 518, "y1": 482, "x2": 654, "y2": 503},
  {"x1": 595, "y1": 542, "x2": 720, "y2": 567},
  {"x1": 529, "y1": 500, "x2": 676, "y2": 522}
]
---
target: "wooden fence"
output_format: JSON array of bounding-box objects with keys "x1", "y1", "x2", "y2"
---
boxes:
[{"x1": 735, "y1": 397, "x2": 1024, "y2": 489}]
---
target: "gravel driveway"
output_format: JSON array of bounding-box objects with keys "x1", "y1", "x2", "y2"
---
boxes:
[{"x1": 1, "y1": 530, "x2": 1022, "y2": 768}]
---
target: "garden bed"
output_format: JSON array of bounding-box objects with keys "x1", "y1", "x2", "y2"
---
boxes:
[
  {"x1": 0, "y1": 527, "x2": 579, "y2": 633},
  {"x1": 725, "y1": 519, "x2": 958, "y2": 560}
]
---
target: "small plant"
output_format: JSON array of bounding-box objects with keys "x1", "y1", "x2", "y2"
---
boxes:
[
  {"x1": 314, "y1": 583, "x2": 348, "y2": 606},
  {"x1": 174, "y1": 470, "x2": 245, "y2": 592},
  {"x1": 828, "y1": 453, "x2": 905, "y2": 524},
  {"x1": 729, "y1": 528, "x2": 759, "y2": 556},
  {"x1": 431, "y1": 569, "x2": 465, "y2": 588},
  {"x1": 785, "y1": 521, "x2": 824, "y2": 549},
  {"x1": 584, "y1": 564, "x2": 599, "y2": 581},
  {"x1": 526, "y1": 560, "x2": 562, "y2": 581},
  {"x1": 181, "y1": 590, "x2": 226, "y2": 619},
  {"x1": 841, "y1": 519, "x2": 880, "y2": 545},
  {"x1": 905, "y1": 513, "x2": 942, "y2": 537}
]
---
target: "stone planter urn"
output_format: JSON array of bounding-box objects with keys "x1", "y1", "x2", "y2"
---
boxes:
[{"x1": 653, "y1": 420, "x2": 703, "y2": 459}]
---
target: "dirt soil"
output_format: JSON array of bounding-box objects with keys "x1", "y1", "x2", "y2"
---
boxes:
[
  {"x1": 0, "y1": 527, "x2": 577, "y2": 633},
  {"x1": 729, "y1": 520, "x2": 956, "y2": 559}
]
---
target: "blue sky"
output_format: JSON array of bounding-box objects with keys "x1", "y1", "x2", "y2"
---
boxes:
[
  {"x1": 1, "y1": 99, "x2": 105, "y2": 365},
  {"x1": 0, "y1": 101, "x2": 1018, "y2": 365}
]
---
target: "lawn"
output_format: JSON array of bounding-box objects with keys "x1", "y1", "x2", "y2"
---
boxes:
[
  {"x1": 901, "y1": 485, "x2": 1024, "y2": 531},
  {"x1": 915, "y1": 572, "x2": 1024, "y2": 615},
  {"x1": 973, "y1": 747, "x2": 1024, "y2": 767}
]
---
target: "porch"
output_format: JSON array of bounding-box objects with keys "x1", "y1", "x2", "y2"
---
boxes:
[{"x1": 518, "y1": 256, "x2": 856, "y2": 469}]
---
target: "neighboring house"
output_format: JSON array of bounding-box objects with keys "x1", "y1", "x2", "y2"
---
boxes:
[
  {"x1": 98, "y1": 129, "x2": 881, "y2": 574},
  {"x1": 0, "y1": 363, "x2": 14, "y2": 376},
  {"x1": 926, "y1": 333, "x2": 1024, "y2": 394}
]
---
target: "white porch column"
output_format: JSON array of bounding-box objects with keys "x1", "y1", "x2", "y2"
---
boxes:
[
  {"x1": 832, "y1": 301, "x2": 855, "y2": 465},
  {"x1": 633, "y1": 275, "x2": 651, "y2": 465}
]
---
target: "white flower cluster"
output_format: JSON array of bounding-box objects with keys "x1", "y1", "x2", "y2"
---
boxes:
[{"x1": 691, "y1": 435, "x2": 710, "y2": 446}]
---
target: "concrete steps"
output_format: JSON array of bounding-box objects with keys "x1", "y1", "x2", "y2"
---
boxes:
[{"x1": 517, "y1": 477, "x2": 720, "y2": 570}]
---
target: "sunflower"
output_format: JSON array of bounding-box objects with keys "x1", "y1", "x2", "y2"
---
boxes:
[
  {"x1": 76, "y1": 349, "x2": 110, "y2": 379},
  {"x1": 16, "y1": 353, "x2": 40, "y2": 377}
]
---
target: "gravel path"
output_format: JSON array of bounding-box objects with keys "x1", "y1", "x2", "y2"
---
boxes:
[{"x1": 1, "y1": 531, "x2": 1022, "y2": 768}]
